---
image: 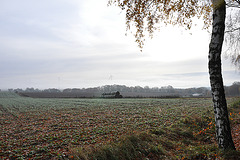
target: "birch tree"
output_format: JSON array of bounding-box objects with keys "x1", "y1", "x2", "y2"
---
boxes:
[
  {"x1": 208, "y1": 0, "x2": 235, "y2": 150},
  {"x1": 108, "y1": 0, "x2": 237, "y2": 150}
]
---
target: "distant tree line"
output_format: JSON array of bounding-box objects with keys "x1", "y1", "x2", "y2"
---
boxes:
[
  {"x1": 8, "y1": 82, "x2": 240, "y2": 98},
  {"x1": 225, "y1": 82, "x2": 240, "y2": 96}
]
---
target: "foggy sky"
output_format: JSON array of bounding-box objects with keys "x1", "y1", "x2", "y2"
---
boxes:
[{"x1": 0, "y1": 0, "x2": 239, "y2": 90}]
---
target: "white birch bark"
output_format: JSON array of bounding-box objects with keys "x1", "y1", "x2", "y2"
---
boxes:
[{"x1": 209, "y1": 0, "x2": 235, "y2": 150}]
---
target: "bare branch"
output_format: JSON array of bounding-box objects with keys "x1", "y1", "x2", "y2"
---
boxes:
[
  {"x1": 226, "y1": 0, "x2": 240, "y2": 8},
  {"x1": 226, "y1": 4, "x2": 240, "y2": 8},
  {"x1": 225, "y1": 27, "x2": 240, "y2": 33}
]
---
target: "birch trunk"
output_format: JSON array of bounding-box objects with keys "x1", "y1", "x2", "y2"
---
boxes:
[{"x1": 208, "y1": 0, "x2": 235, "y2": 150}]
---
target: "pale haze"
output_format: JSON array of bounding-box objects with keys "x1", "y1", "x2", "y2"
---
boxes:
[{"x1": 0, "y1": 0, "x2": 239, "y2": 90}]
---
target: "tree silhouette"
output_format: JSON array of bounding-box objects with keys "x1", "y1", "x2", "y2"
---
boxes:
[{"x1": 108, "y1": 0, "x2": 237, "y2": 150}]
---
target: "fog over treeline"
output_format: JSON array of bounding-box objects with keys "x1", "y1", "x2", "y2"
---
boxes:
[{"x1": 6, "y1": 82, "x2": 240, "y2": 98}]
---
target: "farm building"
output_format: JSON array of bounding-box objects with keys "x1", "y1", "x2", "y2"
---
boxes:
[{"x1": 101, "y1": 91, "x2": 123, "y2": 98}]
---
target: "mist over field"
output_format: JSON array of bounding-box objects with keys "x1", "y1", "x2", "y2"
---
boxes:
[{"x1": 5, "y1": 82, "x2": 240, "y2": 98}]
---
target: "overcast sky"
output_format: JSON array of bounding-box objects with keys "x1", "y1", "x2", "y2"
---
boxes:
[{"x1": 0, "y1": 0, "x2": 239, "y2": 90}]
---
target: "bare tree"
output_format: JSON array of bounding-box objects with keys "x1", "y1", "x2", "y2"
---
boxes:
[
  {"x1": 108, "y1": 0, "x2": 237, "y2": 150},
  {"x1": 225, "y1": 0, "x2": 240, "y2": 67}
]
